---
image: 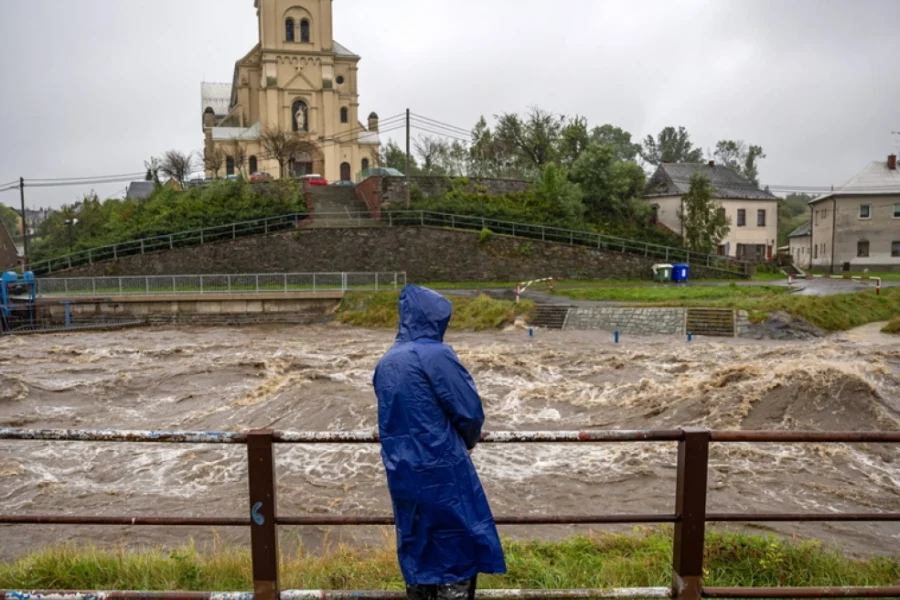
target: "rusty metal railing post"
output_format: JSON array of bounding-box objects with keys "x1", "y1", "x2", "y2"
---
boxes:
[
  {"x1": 247, "y1": 430, "x2": 279, "y2": 600},
  {"x1": 672, "y1": 427, "x2": 710, "y2": 600}
]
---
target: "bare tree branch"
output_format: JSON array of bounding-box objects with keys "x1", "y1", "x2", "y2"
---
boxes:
[
  {"x1": 260, "y1": 128, "x2": 303, "y2": 178},
  {"x1": 159, "y1": 150, "x2": 196, "y2": 187}
]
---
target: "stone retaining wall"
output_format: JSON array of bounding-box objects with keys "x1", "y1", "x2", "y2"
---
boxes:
[{"x1": 564, "y1": 307, "x2": 688, "y2": 336}]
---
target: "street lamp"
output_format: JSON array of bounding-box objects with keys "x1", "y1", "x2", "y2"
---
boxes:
[{"x1": 64, "y1": 218, "x2": 79, "y2": 253}]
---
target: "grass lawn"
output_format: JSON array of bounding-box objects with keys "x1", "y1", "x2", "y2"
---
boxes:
[
  {"x1": 1, "y1": 530, "x2": 897, "y2": 592},
  {"x1": 554, "y1": 285, "x2": 787, "y2": 304}
]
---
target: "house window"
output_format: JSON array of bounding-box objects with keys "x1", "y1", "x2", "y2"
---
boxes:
[
  {"x1": 737, "y1": 209, "x2": 746, "y2": 227},
  {"x1": 857, "y1": 241, "x2": 869, "y2": 258},
  {"x1": 285, "y1": 18, "x2": 295, "y2": 42},
  {"x1": 757, "y1": 209, "x2": 766, "y2": 227},
  {"x1": 249, "y1": 156, "x2": 258, "y2": 174},
  {"x1": 340, "y1": 107, "x2": 349, "y2": 124},
  {"x1": 226, "y1": 157, "x2": 235, "y2": 176},
  {"x1": 894, "y1": 204, "x2": 900, "y2": 219},
  {"x1": 893, "y1": 241, "x2": 900, "y2": 257},
  {"x1": 292, "y1": 100, "x2": 308, "y2": 132},
  {"x1": 361, "y1": 158, "x2": 369, "y2": 171},
  {"x1": 860, "y1": 204, "x2": 871, "y2": 219},
  {"x1": 300, "y1": 19, "x2": 310, "y2": 43},
  {"x1": 814, "y1": 245, "x2": 818, "y2": 259}
]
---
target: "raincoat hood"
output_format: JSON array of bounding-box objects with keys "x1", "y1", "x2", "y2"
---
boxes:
[{"x1": 396, "y1": 285, "x2": 451, "y2": 343}]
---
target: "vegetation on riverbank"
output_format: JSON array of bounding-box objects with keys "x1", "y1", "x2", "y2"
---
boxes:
[
  {"x1": 337, "y1": 292, "x2": 534, "y2": 331},
  {"x1": 883, "y1": 316, "x2": 900, "y2": 334},
  {"x1": 555, "y1": 286, "x2": 900, "y2": 332},
  {"x1": 2, "y1": 529, "x2": 897, "y2": 591}
]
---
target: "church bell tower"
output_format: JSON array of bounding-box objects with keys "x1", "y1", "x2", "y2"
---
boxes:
[{"x1": 255, "y1": 0, "x2": 334, "y2": 53}]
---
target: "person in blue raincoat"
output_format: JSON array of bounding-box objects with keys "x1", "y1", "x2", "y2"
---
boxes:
[{"x1": 374, "y1": 285, "x2": 506, "y2": 600}]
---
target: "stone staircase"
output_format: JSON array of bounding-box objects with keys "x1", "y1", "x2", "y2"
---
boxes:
[
  {"x1": 685, "y1": 308, "x2": 736, "y2": 338},
  {"x1": 308, "y1": 186, "x2": 373, "y2": 228},
  {"x1": 529, "y1": 305, "x2": 572, "y2": 330}
]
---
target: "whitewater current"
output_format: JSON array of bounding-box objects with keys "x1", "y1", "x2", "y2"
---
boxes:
[{"x1": 1, "y1": 323, "x2": 899, "y2": 560}]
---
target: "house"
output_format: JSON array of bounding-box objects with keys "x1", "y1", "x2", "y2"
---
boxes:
[
  {"x1": 808, "y1": 154, "x2": 900, "y2": 273},
  {"x1": 126, "y1": 179, "x2": 181, "y2": 200},
  {"x1": 788, "y1": 221, "x2": 811, "y2": 270},
  {"x1": 200, "y1": 0, "x2": 380, "y2": 183},
  {"x1": 644, "y1": 161, "x2": 779, "y2": 261}
]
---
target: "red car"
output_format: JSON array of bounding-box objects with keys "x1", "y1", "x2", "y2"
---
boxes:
[
  {"x1": 249, "y1": 172, "x2": 271, "y2": 182},
  {"x1": 302, "y1": 174, "x2": 328, "y2": 186}
]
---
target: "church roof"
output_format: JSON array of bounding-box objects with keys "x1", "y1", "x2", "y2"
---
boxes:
[
  {"x1": 201, "y1": 82, "x2": 232, "y2": 117},
  {"x1": 333, "y1": 41, "x2": 358, "y2": 58}
]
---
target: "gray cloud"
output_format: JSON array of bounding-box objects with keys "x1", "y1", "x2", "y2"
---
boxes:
[{"x1": 1, "y1": 0, "x2": 897, "y2": 210}]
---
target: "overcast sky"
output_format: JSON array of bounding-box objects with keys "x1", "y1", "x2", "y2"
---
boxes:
[{"x1": 1, "y1": 0, "x2": 898, "y2": 210}]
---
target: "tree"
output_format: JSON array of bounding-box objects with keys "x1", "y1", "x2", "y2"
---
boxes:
[
  {"x1": 227, "y1": 141, "x2": 247, "y2": 178},
  {"x1": 778, "y1": 193, "x2": 815, "y2": 246},
  {"x1": 0, "y1": 204, "x2": 20, "y2": 239},
  {"x1": 568, "y1": 142, "x2": 647, "y2": 220},
  {"x1": 260, "y1": 127, "x2": 303, "y2": 178},
  {"x1": 144, "y1": 157, "x2": 161, "y2": 184},
  {"x1": 642, "y1": 126, "x2": 704, "y2": 166},
  {"x1": 714, "y1": 140, "x2": 766, "y2": 185},
  {"x1": 493, "y1": 107, "x2": 564, "y2": 175},
  {"x1": 413, "y1": 135, "x2": 448, "y2": 175},
  {"x1": 681, "y1": 173, "x2": 730, "y2": 254},
  {"x1": 203, "y1": 147, "x2": 227, "y2": 179},
  {"x1": 159, "y1": 150, "x2": 196, "y2": 187},
  {"x1": 558, "y1": 116, "x2": 590, "y2": 166},
  {"x1": 380, "y1": 139, "x2": 418, "y2": 174},
  {"x1": 529, "y1": 164, "x2": 584, "y2": 223},
  {"x1": 590, "y1": 124, "x2": 642, "y2": 163}
]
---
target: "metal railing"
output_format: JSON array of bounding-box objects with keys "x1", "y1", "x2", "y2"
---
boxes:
[
  {"x1": 29, "y1": 211, "x2": 750, "y2": 277},
  {"x1": 1, "y1": 427, "x2": 898, "y2": 600},
  {"x1": 34, "y1": 272, "x2": 408, "y2": 297}
]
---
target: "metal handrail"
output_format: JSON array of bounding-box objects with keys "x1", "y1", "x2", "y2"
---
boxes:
[
  {"x1": 1, "y1": 427, "x2": 898, "y2": 600},
  {"x1": 29, "y1": 211, "x2": 750, "y2": 276}
]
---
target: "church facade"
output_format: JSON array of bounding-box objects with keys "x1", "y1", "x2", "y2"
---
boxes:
[{"x1": 201, "y1": 0, "x2": 380, "y2": 182}]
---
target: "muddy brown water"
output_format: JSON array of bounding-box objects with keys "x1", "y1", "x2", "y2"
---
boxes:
[{"x1": 1, "y1": 324, "x2": 899, "y2": 561}]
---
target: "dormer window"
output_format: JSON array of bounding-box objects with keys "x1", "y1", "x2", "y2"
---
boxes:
[
  {"x1": 300, "y1": 19, "x2": 310, "y2": 43},
  {"x1": 285, "y1": 18, "x2": 295, "y2": 42}
]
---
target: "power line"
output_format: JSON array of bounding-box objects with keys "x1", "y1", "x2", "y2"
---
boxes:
[
  {"x1": 409, "y1": 125, "x2": 470, "y2": 144},
  {"x1": 410, "y1": 119, "x2": 472, "y2": 141},
  {"x1": 411, "y1": 113, "x2": 471, "y2": 135},
  {"x1": 27, "y1": 172, "x2": 147, "y2": 183}
]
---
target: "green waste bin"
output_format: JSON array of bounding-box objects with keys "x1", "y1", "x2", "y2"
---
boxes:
[{"x1": 652, "y1": 264, "x2": 673, "y2": 283}]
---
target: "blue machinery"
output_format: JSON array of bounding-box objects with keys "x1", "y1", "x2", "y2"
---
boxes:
[{"x1": 1, "y1": 271, "x2": 36, "y2": 332}]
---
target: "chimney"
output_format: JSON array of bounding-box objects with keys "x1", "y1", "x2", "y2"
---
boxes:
[
  {"x1": 708, "y1": 160, "x2": 715, "y2": 168},
  {"x1": 889, "y1": 154, "x2": 897, "y2": 170}
]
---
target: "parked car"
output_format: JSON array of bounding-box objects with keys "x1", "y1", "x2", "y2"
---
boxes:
[
  {"x1": 250, "y1": 172, "x2": 272, "y2": 182},
  {"x1": 301, "y1": 174, "x2": 328, "y2": 186},
  {"x1": 331, "y1": 180, "x2": 355, "y2": 187}
]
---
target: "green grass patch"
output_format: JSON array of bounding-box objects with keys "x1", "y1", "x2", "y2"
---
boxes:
[
  {"x1": 1, "y1": 530, "x2": 897, "y2": 591},
  {"x1": 555, "y1": 285, "x2": 788, "y2": 303},
  {"x1": 882, "y1": 316, "x2": 900, "y2": 334},
  {"x1": 337, "y1": 292, "x2": 535, "y2": 331}
]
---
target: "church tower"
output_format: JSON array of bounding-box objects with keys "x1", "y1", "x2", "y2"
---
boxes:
[{"x1": 201, "y1": 0, "x2": 379, "y2": 182}]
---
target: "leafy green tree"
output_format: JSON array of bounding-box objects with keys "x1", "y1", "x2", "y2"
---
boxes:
[
  {"x1": 778, "y1": 193, "x2": 815, "y2": 246},
  {"x1": 642, "y1": 126, "x2": 704, "y2": 166},
  {"x1": 568, "y1": 142, "x2": 647, "y2": 219},
  {"x1": 558, "y1": 116, "x2": 590, "y2": 167},
  {"x1": 529, "y1": 164, "x2": 584, "y2": 223},
  {"x1": 493, "y1": 107, "x2": 564, "y2": 175},
  {"x1": 681, "y1": 173, "x2": 730, "y2": 254},
  {"x1": 380, "y1": 140, "x2": 419, "y2": 175},
  {"x1": 714, "y1": 140, "x2": 766, "y2": 184},
  {"x1": 0, "y1": 204, "x2": 20, "y2": 239},
  {"x1": 590, "y1": 124, "x2": 642, "y2": 162}
]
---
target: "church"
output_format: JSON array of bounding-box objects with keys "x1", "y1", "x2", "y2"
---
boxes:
[{"x1": 201, "y1": 0, "x2": 381, "y2": 182}]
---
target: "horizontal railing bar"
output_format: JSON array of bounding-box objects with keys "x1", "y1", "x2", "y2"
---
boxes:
[
  {"x1": 706, "y1": 512, "x2": 900, "y2": 522},
  {"x1": 709, "y1": 431, "x2": 900, "y2": 443},
  {"x1": 0, "y1": 516, "x2": 250, "y2": 526},
  {"x1": 0, "y1": 590, "x2": 673, "y2": 600},
  {"x1": 5, "y1": 429, "x2": 900, "y2": 444},
  {"x1": 0, "y1": 514, "x2": 678, "y2": 527},
  {"x1": 702, "y1": 586, "x2": 900, "y2": 598}
]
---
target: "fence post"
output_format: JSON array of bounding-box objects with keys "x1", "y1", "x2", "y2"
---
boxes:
[
  {"x1": 89, "y1": 249, "x2": 94, "y2": 265},
  {"x1": 375, "y1": 272, "x2": 379, "y2": 292},
  {"x1": 313, "y1": 273, "x2": 317, "y2": 293},
  {"x1": 246, "y1": 430, "x2": 280, "y2": 600},
  {"x1": 672, "y1": 427, "x2": 710, "y2": 600},
  {"x1": 92, "y1": 278, "x2": 96, "y2": 295},
  {"x1": 284, "y1": 274, "x2": 288, "y2": 293},
  {"x1": 68, "y1": 256, "x2": 72, "y2": 269},
  {"x1": 256, "y1": 275, "x2": 260, "y2": 293},
  {"x1": 228, "y1": 275, "x2": 232, "y2": 293},
  {"x1": 421, "y1": 212, "x2": 425, "y2": 227},
  {"x1": 169, "y1": 235, "x2": 174, "y2": 250},
  {"x1": 388, "y1": 212, "x2": 393, "y2": 227},
  {"x1": 141, "y1": 239, "x2": 145, "y2": 255},
  {"x1": 342, "y1": 272, "x2": 348, "y2": 292},
  {"x1": 265, "y1": 219, "x2": 269, "y2": 235},
  {"x1": 172, "y1": 277, "x2": 176, "y2": 294},
  {"x1": 145, "y1": 277, "x2": 149, "y2": 294},
  {"x1": 200, "y1": 276, "x2": 204, "y2": 295},
  {"x1": 201, "y1": 229, "x2": 204, "y2": 245},
  {"x1": 119, "y1": 278, "x2": 123, "y2": 294}
]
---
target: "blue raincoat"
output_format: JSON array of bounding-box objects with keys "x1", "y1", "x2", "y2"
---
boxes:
[{"x1": 374, "y1": 285, "x2": 507, "y2": 585}]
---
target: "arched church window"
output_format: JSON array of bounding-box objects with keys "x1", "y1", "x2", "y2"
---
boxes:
[
  {"x1": 300, "y1": 19, "x2": 310, "y2": 43},
  {"x1": 292, "y1": 100, "x2": 309, "y2": 132},
  {"x1": 249, "y1": 156, "x2": 258, "y2": 174},
  {"x1": 226, "y1": 157, "x2": 235, "y2": 176},
  {"x1": 340, "y1": 107, "x2": 348, "y2": 124},
  {"x1": 285, "y1": 18, "x2": 295, "y2": 42}
]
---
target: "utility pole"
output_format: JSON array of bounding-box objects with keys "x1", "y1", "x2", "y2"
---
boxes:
[
  {"x1": 405, "y1": 108, "x2": 411, "y2": 208},
  {"x1": 19, "y1": 177, "x2": 29, "y2": 271}
]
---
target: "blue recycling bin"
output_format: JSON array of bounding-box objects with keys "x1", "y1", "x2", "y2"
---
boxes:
[{"x1": 672, "y1": 263, "x2": 690, "y2": 283}]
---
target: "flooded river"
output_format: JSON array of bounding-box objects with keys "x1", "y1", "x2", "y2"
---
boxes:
[{"x1": 1, "y1": 324, "x2": 899, "y2": 560}]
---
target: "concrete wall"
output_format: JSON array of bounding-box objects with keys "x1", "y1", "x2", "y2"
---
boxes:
[
  {"x1": 564, "y1": 307, "x2": 687, "y2": 336},
  {"x1": 52, "y1": 227, "x2": 737, "y2": 282},
  {"x1": 811, "y1": 195, "x2": 900, "y2": 272}
]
